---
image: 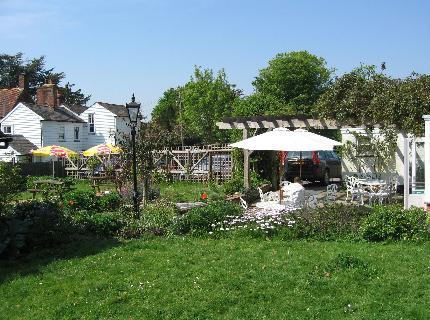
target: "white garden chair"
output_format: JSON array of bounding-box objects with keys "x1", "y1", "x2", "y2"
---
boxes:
[
  {"x1": 387, "y1": 175, "x2": 398, "y2": 202},
  {"x1": 345, "y1": 176, "x2": 365, "y2": 204},
  {"x1": 367, "y1": 184, "x2": 390, "y2": 205},
  {"x1": 305, "y1": 191, "x2": 318, "y2": 209},
  {"x1": 239, "y1": 197, "x2": 248, "y2": 210},
  {"x1": 284, "y1": 189, "x2": 305, "y2": 211},
  {"x1": 325, "y1": 184, "x2": 338, "y2": 204},
  {"x1": 258, "y1": 187, "x2": 279, "y2": 202}
]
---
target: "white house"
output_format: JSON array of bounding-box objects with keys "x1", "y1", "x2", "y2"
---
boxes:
[
  {"x1": 79, "y1": 102, "x2": 132, "y2": 146},
  {"x1": 340, "y1": 128, "x2": 409, "y2": 184},
  {"x1": 0, "y1": 102, "x2": 87, "y2": 162}
]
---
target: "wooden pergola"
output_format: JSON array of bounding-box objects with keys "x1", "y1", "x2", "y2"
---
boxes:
[{"x1": 216, "y1": 115, "x2": 344, "y2": 188}]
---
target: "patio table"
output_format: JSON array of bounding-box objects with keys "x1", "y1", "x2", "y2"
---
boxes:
[{"x1": 357, "y1": 179, "x2": 386, "y2": 187}]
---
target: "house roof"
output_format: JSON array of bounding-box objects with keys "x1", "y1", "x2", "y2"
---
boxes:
[
  {"x1": 7, "y1": 135, "x2": 37, "y2": 154},
  {"x1": 97, "y1": 102, "x2": 129, "y2": 117},
  {"x1": 64, "y1": 104, "x2": 87, "y2": 115},
  {"x1": 0, "y1": 88, "x2": 27, "y2": 119},
  {"x1": 25, "y1": 103, "x2": 85, "y2": 123}
]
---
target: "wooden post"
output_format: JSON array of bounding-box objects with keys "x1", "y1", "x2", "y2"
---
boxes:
[
  {"x1": 187, "y1": 148, "x2": 191, "y2": 179},
  {"x1": 243, "y1": 129, "x2": 250, "y2": 189},
  {"x1": 208, "y1": 151, "x2": 213, "y2": 181}
]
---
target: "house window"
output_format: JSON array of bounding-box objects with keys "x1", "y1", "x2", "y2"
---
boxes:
[
  {"x1": 2, "y1": 125, "x2": 12, "y2": 134},
  {"x1": 74, "y1": 126, "x2": 80, "y2": 141},
  {"x1": 88, "y1": 114, "x2": 95, "y2": 133},
  {"x1": 58, "y1": 125, "x2": 65, "y2": 141}
]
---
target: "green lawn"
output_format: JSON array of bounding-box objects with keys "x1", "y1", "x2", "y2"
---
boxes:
[
  {"x1": 1, "y1": 238, "x2": 429, "y2": 319},
  {"x1": 17, "y1": 180, "x2": 224, "y2": 202}
]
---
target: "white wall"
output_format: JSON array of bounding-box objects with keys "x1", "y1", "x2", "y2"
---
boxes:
[
  {"x1": 115, "y1": 116, "x2": 131, "y2": 143},
  {"x1": 41, "y1": 121, "x2": 86, "y2": 152},
  {"x1": 80, "y1": 103, "x2": 116, "y2": 147},
  {"x1": 0, "y1": 146, "x2": 20, "y2": 162},
  {"x1": 0, "y1": 103, "x2": 42, "y2": 147},
  {"x1": 341, "y1": 128, "x2": 406, "y2": 184}
]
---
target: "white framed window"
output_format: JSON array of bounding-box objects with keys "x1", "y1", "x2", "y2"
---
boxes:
[
  {"x1": 74, "y1": 126, "x2": 80, "y2": 141},
  {"x1": 2, "y1": 125, "x2": 12, "y2": 134},
  {"x1": 58, "y1": 125, "x2": 65, "y2": 141},
  {"x1": 88, "y1": 114, "x2": 95, "y2": 133}
]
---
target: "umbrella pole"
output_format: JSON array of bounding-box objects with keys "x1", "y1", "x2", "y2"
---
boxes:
[
  {"x1": 299, "y1": 151, "x2": 302, "y2": 178},
  {"x1": 52, "y1": 158, "x2": 55, "y2": 178}
]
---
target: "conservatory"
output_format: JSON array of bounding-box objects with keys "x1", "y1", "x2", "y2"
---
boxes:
[{"x1": 404, "y1": 115, "x2": 429, "y2": 210}]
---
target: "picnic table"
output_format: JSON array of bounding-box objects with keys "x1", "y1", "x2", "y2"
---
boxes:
[
  {"x1": 90, "y1": 176, "x2": 111, "y2": 194},
  {"x1": 27, "y1": 179, "x2": 73, "y2": 199}
]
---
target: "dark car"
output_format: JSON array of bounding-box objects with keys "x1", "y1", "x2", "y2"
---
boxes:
[{"x1": 284, "y1": 150, "x2": 342, "y2": 185}]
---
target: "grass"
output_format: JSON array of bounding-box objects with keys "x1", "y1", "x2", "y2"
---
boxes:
[
  {"x1": 1, "y1": 237, "x2": 429, "y2": 319},
  {"x1": 156, "y1": 181, "x2": 225, "y2": 202},
  {"x1": 17, "y1": 179, "x2": 225, "y2": 203}
]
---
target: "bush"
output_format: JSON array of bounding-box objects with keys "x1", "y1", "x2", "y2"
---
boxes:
[
  {"x1": 98, "y1": 192, "x2": 122, "y2": 211},
  {"x1": 223, "y1": 176, "x2": 244, "y2": 195},
  {"x1": 172, "y1": 201, "x2": 243, "y2": 236},
  {"x1": 70, "y1": 210, "x2": 125, "y2": 237},
  {"x1": 141, "y1": 201, "x2": 178, "y2": 236},
  {"x1": 284, "y1": 204, "x2": 371, "y2": 241},
  {"x1": 359, "y1": 205, "x2": 429, "y2": 241},
  {"x1": 63, "y1": 190, "x2": 122, "y2": 212},
  {"x1": 64, "y1": 190, "x2": 98, "y2": 211},
  {"x1": 0, "y1": 163, "x2": 26, "y2": 212},
  {"x1": 1, "y1": 201, "x2": 75, "y2": 257}
]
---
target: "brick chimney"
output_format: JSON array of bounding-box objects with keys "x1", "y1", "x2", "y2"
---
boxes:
[
  {"x1": 36, "y1": 79, "x2": 59, "y2": 108},
  {"x1": 18, "y1": 73, "x2": 27, "y2": 89}
]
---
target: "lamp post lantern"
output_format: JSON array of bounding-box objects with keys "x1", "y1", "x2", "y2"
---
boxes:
[{"x1": 126, "y1": 93, "x2": 141, "y2": 218}]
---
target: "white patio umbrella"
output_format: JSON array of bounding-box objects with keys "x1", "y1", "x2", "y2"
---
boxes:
[
  {"x1": 230, "y1": 128, "x2": 342, "y2": 151},
  {"x1": 230, "y1": 128, "x2": 342, "y2": 202}
]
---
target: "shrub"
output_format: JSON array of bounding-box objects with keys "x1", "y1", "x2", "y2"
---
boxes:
[
  {"x1": 359, "y1": 205, "x2": 429, "y2": 241},
  {"x1": 98, "y1": 192, "x2": 122, "y2": 211},
  {"x1": 172, "y1": 201, "x2": 243, "y2": 236},
  {"x1": 140, "y1": 201, "x2": 178, "y2": 236},
  {"x1": 285, "y1": 204, "x2": 371, "y2": 240},
  {"x1": 63, "y1": 190, "x2": 98, "y2": 211},
  {"x1": 71, "y1": 210, "x2": 125, "y2": 237},
  {"x1": 1, "y1": 201, "x2": 75, "y2": 257},
  {"x1": 63, "y1": 190, "x2": 122, "y2": 212},
  {"x1": 0, "y1": 163, "x2": 26, "y2": 212},
  {"x1": 223, "y1": 176, "x2": 244, "y2": 195}
]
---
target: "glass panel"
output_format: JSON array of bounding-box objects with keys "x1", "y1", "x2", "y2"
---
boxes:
[{"x1": 287, "y1": 151, "x2": 312, "y2": 159}]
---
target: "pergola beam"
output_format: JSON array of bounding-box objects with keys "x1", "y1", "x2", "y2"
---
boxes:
[{"x1": 216, "y1": 116, "x2": 342, "y2": 130}]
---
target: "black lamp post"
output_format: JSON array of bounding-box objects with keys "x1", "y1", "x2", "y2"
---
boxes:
[{"x1": 126, "y1": 94, "x2": 141, "y2": 218}]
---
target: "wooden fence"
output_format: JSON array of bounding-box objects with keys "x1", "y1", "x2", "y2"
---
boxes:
[
  {"x1": 61, "y1": 144, "x2": 233, "y2": 182},
  {"x1": 154, "y1": 144, "x2": 233, "y2": 182},
  {"x1": 16, "y1": 161, "x2": 66, "y2": 178}
]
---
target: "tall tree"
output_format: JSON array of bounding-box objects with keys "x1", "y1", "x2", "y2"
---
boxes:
[
  {"x1": 179, "y1": 67, "x2": 241, "y2": 143},
  {"x1": 152, "y1": 67, "x2": 241, "y2": 144},
  {"x1": 0, "y1": 53, "x2": 90, "y2": 106},
  {"x1": 151, "y1": 87, "x2": 181, "y2": 131},
  {"x1": 251, "y1": 51, "x2": 332, "y2": 115}
]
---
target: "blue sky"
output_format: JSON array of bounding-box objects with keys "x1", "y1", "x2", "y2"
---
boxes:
[{"x1": 1, "y1": 0, "x2": 430, "y2": 116}]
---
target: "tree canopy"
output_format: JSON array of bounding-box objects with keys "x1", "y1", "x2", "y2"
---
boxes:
[
  {"x1": 0, "y1": 52, "x2": 90, "y2": 106},
  {"x1": 152, "y1": 67, "x2": 241, "y2": 144},
  {"x1": 315, "y1": 65, "x2": 430, "y2": 136},
  {"x1": 245, "y1": 51, "x2": 332, "y2": 116}
]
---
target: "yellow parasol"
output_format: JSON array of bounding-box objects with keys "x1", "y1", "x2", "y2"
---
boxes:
[
  {"x1": 31, "y1": 145, "x2": 78, "y2": 157},
  {"x1": 31, "y1": 145, "x2": 78, "y2": 177},
  {"x1": 82, "y1": 143, "x2": 121, "y2": 157}
]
